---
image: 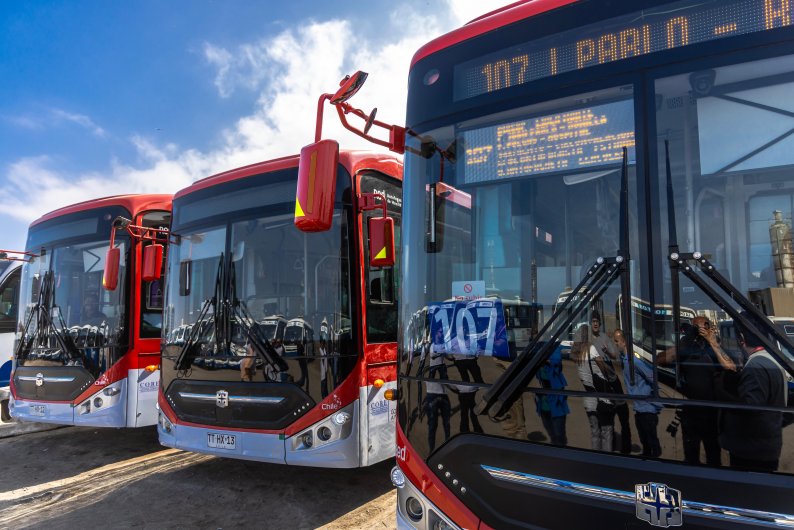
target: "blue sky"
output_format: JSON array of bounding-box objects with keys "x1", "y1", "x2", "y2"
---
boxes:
[{"x1": 0, "y1": 1, "x2": 512, "y2": 250}]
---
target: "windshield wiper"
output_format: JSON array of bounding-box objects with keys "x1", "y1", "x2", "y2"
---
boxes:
[
  {"x1": 15, "y1": 271, "x2": 87, "y2": 371},
  {"x1": 477, "y1": 148, "x2": 635, "y2": 418},
  {"x1": 228, "y1": 259, "x2": 289, "y2": 376},
  {"x1": 664, "y1": 139, "x2": 794, "y2": 374},
  {"x1": 173, "y1": 255, "x2": 224, "y2": 372}
]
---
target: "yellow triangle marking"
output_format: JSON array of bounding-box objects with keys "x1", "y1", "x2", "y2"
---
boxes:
[
  {"x1": 295, "y1": 198, "x2": 305, "y2": 218},
  {"x1": 374, "y1": 247, "x2": 387, "y2": 260}
]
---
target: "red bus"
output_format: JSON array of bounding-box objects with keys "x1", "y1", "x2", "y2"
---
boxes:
[
  {"x1": 309, "y1": 0, "x2": 794, "y2": 527},
  {"x1": 157, "y1": 151, "x2": 402, "y2": 467},
  {"x1": 10, "y1": 194, "x2": 172, "y2": 428}
]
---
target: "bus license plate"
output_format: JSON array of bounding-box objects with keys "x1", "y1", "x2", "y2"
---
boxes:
[
  {"x1": 30, "y1": 405, "x2": 46, "y2": 417},
  {"x1": 207, "y1": 433, "x2": 236, "y2": 450}
]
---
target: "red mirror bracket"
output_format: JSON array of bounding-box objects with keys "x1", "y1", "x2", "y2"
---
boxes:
[{"x1": 0, "y1": 249, "x2": 38, "y2": 263}]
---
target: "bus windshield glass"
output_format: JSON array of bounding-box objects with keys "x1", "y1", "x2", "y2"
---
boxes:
[
  {"x1": 17, "y1": 211, "x2": 129, "y2": 374},
  {"x1": 401, "y1": 85, "x2": 638, "y2": 381},
  {"x1": 162, "y1": 168, "x2": 354, "y2": 387}
]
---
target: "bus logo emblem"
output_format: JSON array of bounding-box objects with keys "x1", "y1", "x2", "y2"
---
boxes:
[
  {"x1": 635, "y1": 482, "x2": 682, "y2": 527},
  {"x1": 216, "y1": 390, "x2": 229, "y2": 408},
  {"x1": 35, "y1": 373, "x2": 44, "y2": 387}
]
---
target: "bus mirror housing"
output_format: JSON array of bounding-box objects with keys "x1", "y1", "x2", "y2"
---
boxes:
[
  {"x1": 179, "y1": 260, "x2": 192, "y2": 296},
  {"x1": 295, "y1": 139, "x2": 339, "y2": 232},
  {"x1": 142, "y1": 243, "x2": 164, "y2": 282},
  {"x1": 103, "y1": 247, "x2": 121, "y2": 291},
  {"x1": 368, "y1": 216, "x2": 395, "y2": 268}
]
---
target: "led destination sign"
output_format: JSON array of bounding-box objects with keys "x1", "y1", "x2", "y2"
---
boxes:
[
  {"x1": 454, "y1": 0, "x2": 793, "y2": 100},
  {"x1": 462, "y1": 99, "x2": 635, "y2": 184}
]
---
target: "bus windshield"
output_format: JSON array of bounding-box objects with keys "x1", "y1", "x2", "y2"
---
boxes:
[
  {"x1": 17, "y1": 236, "x2": 128, "y2": 374},
  {"x1": 162, "y1": 169, "x2": 354, "y2": 386}
]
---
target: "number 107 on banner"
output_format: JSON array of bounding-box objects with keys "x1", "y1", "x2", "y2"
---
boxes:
[{"x1": 428, "y1": 299, "x2": 510, "y2": 359}]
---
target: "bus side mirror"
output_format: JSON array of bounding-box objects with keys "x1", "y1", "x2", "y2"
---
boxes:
[
  {"x1": 142, "y1": 243, "x2": 164, "y2": 282},
  {"x1": 368, "y1": 216, "x2": 395, "y2": 268},
  {"x1": 179, "y1": 260, "x2": 192, "y2": 296},
  {"x1": 103, "y1": 247, "x2": 120, "y2": 291},
  {"x1": 295, "y1": 139, "x2": 339, "y2": 232}
]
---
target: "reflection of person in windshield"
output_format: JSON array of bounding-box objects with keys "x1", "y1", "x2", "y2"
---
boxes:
[
  {"x1": 591, "y1": 312, "x2": 631, "y2": 454},
  {"x1": 719, "y1": 316, "x2": 789, "y2": 472},
  {"x1": 614, "y1": 329, "x2": 662, "y2": 457},
  {"x1": 660, "y1": 316, "x2": 734, "y2": 466},
  {"x1": 82, "y1": 293, "x2": 106, "y2": 327},
  {"x1": 426, "y1": 325, "x2": 451, "y2": 452}
]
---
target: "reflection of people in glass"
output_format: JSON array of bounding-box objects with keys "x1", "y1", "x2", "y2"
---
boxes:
[
  {"x1": 590, "y1": 312, "x2": 631, "y2": 454},
  {"x1": 659, "y1": 316, "x2": 734, "y2": 466},
  {"x1": 614, "y1": 329, "x2": 662, "y2": 457},
  {"x1": 573, "y1": 325, "x2": 614, "y2": 451},
  {"x1": 534, "y1": 348, "x2": 569, "y2": 446},
  {"x1": 454, "y1": 383, "x2": 482, "y2": 434},
  {"x1": 719, "y1": 317, "x2": 788, "y2": 472},
  {"x1": 492, "y1": 322, "x2": 528, "y2": 439},
  {"x1": 426, "y1": 326, "x2": 451, "y2": 451}
]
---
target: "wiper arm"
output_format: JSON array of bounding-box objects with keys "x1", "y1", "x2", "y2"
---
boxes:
[
  {"x1": 665, "y1": 139, "x2": 794, "y2": 373},
  {"x1": 173, "y1": 255, "x2": 224, "y2": 372},
  {"x1": 15, "y1": 271, "x2": 84, "y2": 369},
  {"x1": 478, "y1": 148, "x2": 634, "y2": 417},
  {"x1": 227, "y1": 259, "x2": 289, "y2": 375}
]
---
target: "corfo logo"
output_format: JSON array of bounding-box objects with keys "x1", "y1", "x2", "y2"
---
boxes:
[
  {"x1": 635, "y1": 482, "x2": 683, "y2": 528},
  {"x1": 370, "y1": 399, "x2": 389, "y2": 417},
  {"x1": 35, "y1": 373, "x2": 44, "y2": 387},
  {"x1": 216, "y1": 390, "x2": 229, "y2": 408}
]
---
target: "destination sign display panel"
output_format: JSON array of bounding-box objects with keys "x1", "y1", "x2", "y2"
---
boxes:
[
  {"x1": 461, "y1": 99, "x2": 635, "y2": 184},
  {"x1": 454, "y1": 0, "x2": 793, "y2": 101}
]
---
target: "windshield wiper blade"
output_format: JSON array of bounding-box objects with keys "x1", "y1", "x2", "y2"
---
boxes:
[
  {"x1": 228, "y1": 259, "x2": 289, "y2": 376},
  {"x1": 173, "y1": 255, "x2": 224, "y2": 372},
  {"x1": 478, "y1": 148, "x2": 634, "y2": 418},
  {"x1": 15, "y1": 271, "x2": 85, "y2": 370},
  {"x1": 665, "y1": 139, "x2": 794, "y2": 374}
]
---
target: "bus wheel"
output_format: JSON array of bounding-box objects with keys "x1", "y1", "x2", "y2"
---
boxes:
[{"x1": 1, "y1": 399, "x2": 10, "y2": 422}]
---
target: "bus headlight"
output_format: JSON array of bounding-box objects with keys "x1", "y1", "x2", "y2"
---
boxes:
[
  {"x1": 103, "y1": 386, "x2": 120, "y2": 396},
  {"x1": 406, "y1": 496, "x2": 424, "y2": 522},
  {"x1": 332, "y1": 411, "x2": 350, "y2": 425},
  {"x1": 158, "y1": 412, "x2": 173, "y2": 433},
  {"x1": 390, "y1": 466, "x2": 405, "y2": 488},
  {"x1": 301, "y1": 431, "x2": 313, "y2": 448}
]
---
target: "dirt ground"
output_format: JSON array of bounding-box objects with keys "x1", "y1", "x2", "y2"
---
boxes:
[{"x1": 0, "y1": 426, "x2": 396, "y2": 529}]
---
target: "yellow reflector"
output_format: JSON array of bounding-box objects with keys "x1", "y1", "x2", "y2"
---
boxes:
[
  {"x1": 373, "y1": 378, "x2": 385, "y2": 388},
  {"x1": 295, "y1": 198, "x2": 305, "y2": 218},
  {"x1": 145, "y1": 364, "x2": 159, "y2": 372},
  {"x1": 384, "y1": 389, "x2": 396, "y2": 401},
  {"x1": 374, "y1": 247, "x2": 387, "y2": 260}
]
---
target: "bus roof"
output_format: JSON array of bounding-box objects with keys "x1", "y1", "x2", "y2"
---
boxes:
[
  {"x1": 174, "y1": 150, "x2": 402, "y2": 200},
  {"x1": 411, "y1": 0, "x2": 577, "y2": 68},
  {"x1": 31, "y1": 194, "x2": 173, "y2": 227}
]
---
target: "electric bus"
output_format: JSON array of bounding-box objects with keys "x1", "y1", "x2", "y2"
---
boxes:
[
  {"x1": 306, "y1": 0, "x2": 794, "y2": 527},
  {"x1": 10, "y1": 194, "x2": 172, "y2": 428},
  {"x1": 157, "y1": 151, "x2": 402, "y2": 468}
]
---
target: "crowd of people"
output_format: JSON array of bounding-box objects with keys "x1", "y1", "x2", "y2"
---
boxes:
[{"x1": 420, "y1": 309, "x2": 791, "y2": 471}]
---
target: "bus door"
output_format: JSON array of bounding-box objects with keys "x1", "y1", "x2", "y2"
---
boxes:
[
  {"x1": 132, "y1": 210, "x2": 170, "y2": 427},
  {"x1": 359, "y1": 171, "x2": 401, "y2": 466},
  {"x1": 0, "y1": 262, "x2": 21, "y2": 421}
]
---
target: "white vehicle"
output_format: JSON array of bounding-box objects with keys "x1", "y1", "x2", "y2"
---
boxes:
[{"x1": 0, "y1": 261, "x2": 21, "y2": 421}]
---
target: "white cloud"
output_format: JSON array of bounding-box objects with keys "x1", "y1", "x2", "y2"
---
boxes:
[
  {"x1": 50, "y1": 109, "x2": 107, "y2": 138},
  {"x1": 0, "y1": 1, "x2": 516, "y2": 225}
]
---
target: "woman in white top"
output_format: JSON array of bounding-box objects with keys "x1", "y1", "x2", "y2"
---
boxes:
[{"x1": 572, "y1": 324, "x2": 614, "y2": 451}]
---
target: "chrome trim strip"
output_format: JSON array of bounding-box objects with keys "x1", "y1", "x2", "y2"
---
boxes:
[
  {"x1": 17, "y1": 376, "x2": 76, "y2": 383},
  {"x1": 177, "y1": 392, "x2": 284, "y2": 404},
  {"x1": 481, "y1": 465, "x2": 794, "y2": 528}
]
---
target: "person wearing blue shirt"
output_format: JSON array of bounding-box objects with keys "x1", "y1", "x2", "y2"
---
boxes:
[
  {"x1": 614, "y1": 329, "x2": 663, "y2": 457},
  {"x1": 535, "y1": 348, "x2": 570, "y2": 446}
]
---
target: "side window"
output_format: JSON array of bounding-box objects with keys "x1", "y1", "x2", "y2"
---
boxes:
[
  {"x1": 0, "y1": 267, "x2": 21, "y2": 333},
  {"x1": 359, "y1": 171, "x2": 402, "y2": 343},
  {"x1": 139, "y1": 210, "x2": 171, "y2": 339}
]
